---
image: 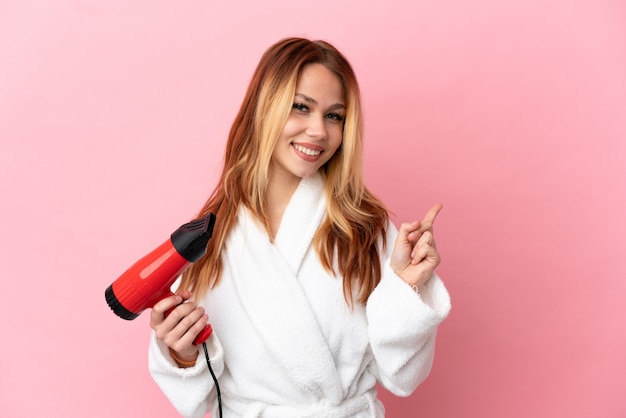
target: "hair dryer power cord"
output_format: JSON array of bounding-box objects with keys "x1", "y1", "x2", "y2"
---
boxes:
[{"x1": 202, "y1": 341, "x2": 222, "y2": 418}]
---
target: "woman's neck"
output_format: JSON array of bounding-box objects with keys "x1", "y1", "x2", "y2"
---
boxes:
[{"x1": 266, "y1": 173, "x2": 301, "y2": 238}]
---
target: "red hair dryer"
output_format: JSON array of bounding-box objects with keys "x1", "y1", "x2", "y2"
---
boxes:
[{"x1": 105, "y1": 214, "x2": 216, "y2": 345}]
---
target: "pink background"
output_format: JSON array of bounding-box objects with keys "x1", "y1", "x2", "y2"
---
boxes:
[{"x1": 1, "y1": 1, "x2": 625, "y2": 417}]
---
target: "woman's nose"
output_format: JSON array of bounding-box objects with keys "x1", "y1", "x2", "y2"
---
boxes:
[{"x1": 305, "y1": 114, "x2": 327, "y2": 139}]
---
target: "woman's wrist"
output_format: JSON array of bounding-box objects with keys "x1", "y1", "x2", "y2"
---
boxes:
[
  {"x1": 168, "y1": 347, "x2": 198, "y2": 368},
  {"x1": 402, "y1": 273, "x2": 434, "y2": 294}
]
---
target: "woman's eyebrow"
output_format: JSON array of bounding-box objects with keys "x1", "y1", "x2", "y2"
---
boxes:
[{"x1": 295, "y1": 93, "x2": 345, "y2": 110}]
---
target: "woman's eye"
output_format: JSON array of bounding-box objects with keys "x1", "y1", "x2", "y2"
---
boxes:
[
  {"x1": 292, "y1": 103, "x2": 308, "y2": 112},
  {"x1": 326, "y1": 113, "x2": 345, "y2": 122}
]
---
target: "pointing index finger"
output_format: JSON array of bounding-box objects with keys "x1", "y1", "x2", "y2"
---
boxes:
[{"x1": 420, "y1": 203, "x2": 443, "y2": 231}]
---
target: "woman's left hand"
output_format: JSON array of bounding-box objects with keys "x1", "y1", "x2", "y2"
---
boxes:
[{"x1": 390, "y1": 203, "x2": 443, "y2": 290}]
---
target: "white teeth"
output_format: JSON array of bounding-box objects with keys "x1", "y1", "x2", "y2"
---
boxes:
[{"x1": 294, "y1": 144, "x2": 321, "y2": 156}]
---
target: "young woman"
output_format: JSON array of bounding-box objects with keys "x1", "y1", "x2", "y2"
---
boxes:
[{"x1": 148, "y1": 37, "x2": 451, "y2": 418}]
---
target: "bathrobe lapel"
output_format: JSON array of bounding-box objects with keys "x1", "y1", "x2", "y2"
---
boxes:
[
  {"x1": 224, "y1": 174, "x2": 344, "y2": 401},
  {"x1": 273, "y1": 174, "x2": 326, "y2": 275}
]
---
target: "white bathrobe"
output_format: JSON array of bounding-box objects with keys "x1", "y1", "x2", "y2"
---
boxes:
[{"x1": 149, "y1": 174, "x2": 451, "y2": 418}]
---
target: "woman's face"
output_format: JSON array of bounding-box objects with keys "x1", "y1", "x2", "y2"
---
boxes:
[{"x1": 269, "y1": 63, "x2": 345, "y2": 185}]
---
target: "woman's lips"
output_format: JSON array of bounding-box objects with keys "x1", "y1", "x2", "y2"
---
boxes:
[{"x1": 292, "y1": 143, "x2": 323, "y2": 161}]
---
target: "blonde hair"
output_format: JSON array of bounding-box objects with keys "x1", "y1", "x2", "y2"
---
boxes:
[{"x1": 180, "y1": 38, "x2": 388, "y2": 306}]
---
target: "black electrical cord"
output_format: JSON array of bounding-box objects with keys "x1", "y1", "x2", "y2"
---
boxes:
[{"x1": 202, "y1": 341, "x2": 222, "y2": 418}]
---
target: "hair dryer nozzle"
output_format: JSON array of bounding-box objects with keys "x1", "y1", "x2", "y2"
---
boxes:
[
  {"x1": 105, "y1": 284, "x2": 139, "y2": 320},
  {"x1": 171, "y1": 213, "x2": 216, "y2": 262}
]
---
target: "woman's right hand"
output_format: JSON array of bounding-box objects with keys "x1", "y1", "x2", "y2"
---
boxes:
[{"x1": 150, "y1": 290, "x2": 209, "y2": 364}]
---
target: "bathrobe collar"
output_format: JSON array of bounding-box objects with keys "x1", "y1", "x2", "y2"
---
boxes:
[
  {"x1": 224, "y1": 173, "x2": 344, "y2": 402},
  {"x1": 273, "y1": 173, "x2": 326, "y2": 275}
]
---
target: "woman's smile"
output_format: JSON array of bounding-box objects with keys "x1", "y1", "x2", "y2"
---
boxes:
[{"x1": 292, "y1": 142, "x2": 324, "y2": 160}]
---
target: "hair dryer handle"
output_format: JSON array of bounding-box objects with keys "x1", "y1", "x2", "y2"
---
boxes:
[
  {"x1": 163, "y1": 293, "x2": 214, "y2": 345},
  {"x1": 193, "y1": 324, "x2": 213, "y2": 345}
]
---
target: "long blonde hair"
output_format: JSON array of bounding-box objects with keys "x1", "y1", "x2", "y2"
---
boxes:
[{"x1": 180, "y1": 38, "x2": 388, "y2": 306}]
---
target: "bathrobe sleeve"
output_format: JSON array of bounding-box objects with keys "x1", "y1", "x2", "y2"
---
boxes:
[
  {"x1": 366, "y1": 223, "x2": 451, "y2": 397},
  {"x1": 148, "y1": 331, "x2": 225, "y2": 418}
]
